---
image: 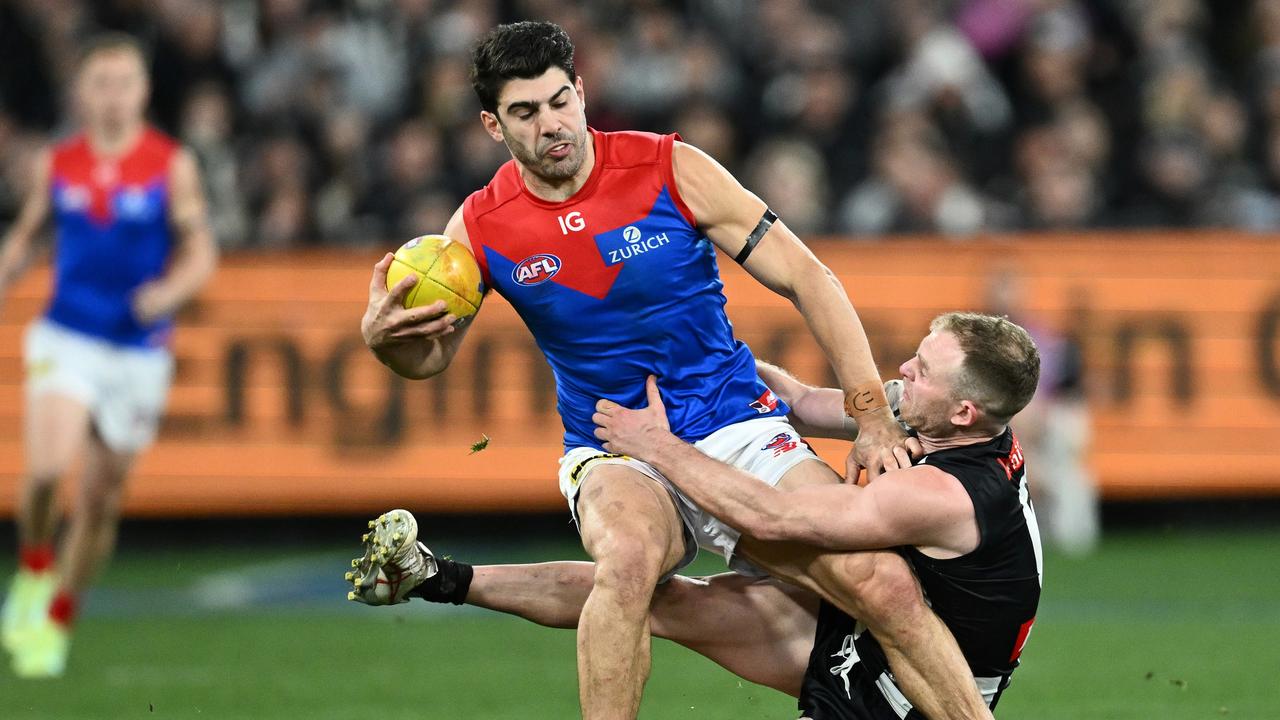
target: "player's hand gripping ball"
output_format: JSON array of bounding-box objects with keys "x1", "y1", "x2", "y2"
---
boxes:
[{"x1": 386, "y1": 235, "x2": 485, "y2": 323}]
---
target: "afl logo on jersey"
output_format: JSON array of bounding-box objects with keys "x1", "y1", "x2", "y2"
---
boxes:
[{"x1": 513, "y1": 254, "x2": 562, "y2": 286}]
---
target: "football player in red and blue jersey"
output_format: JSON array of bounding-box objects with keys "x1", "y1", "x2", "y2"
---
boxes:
[
  {"x1": 0, "y1": 34, "x2": 217, "y2": 678},
  {"x1": 359, "y1": 22, "x2": 983, "y2": 719}
]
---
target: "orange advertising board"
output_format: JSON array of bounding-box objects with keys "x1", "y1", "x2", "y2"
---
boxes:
[{"x1": 1, "y1": 232, "x2": 1277, "y2": 516}]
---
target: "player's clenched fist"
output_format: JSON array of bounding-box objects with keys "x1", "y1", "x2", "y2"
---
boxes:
[{"x1": 361, "y1": 253, "x2": 456, "y2": 349}]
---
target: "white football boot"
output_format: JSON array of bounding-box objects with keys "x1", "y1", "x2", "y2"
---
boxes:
[{"x1": 345, "y1": 509, "x2": 437, "y2": 605}]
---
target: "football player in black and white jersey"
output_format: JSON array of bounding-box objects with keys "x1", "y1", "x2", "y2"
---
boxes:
[{"x1": 350, "y1": 312, "x2": 1042, "y2": 719}]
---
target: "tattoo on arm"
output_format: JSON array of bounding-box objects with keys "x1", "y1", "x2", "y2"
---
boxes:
[{"x1": 844, "y1": 385, "x2": 888, "y2": 418}]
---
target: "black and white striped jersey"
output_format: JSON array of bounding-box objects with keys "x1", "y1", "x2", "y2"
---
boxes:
[{"x1": 799, "y1": 427, "x2": 1044, "y2": 719}]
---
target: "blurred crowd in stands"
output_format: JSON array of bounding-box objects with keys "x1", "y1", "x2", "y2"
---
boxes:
[{"x1": 2, "y1": 0, "x2": 1279, "y2": 248}]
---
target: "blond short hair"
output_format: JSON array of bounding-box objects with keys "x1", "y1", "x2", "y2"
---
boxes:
[{"x1": 930, "y1": 312, "x2": 1041, "y2": 423}]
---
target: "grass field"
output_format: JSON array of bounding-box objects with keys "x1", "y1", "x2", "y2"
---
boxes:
[{"x1": 0, "y1": 522, "x2": 1276, "y2": 719}]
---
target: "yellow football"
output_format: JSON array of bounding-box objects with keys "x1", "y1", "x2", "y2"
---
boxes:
[{"x1": 386, "y1": 235, "x2": 485, "y2": 320}]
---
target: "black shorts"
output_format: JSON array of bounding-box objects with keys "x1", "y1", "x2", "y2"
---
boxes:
[{"x1": 797, "y1": 601, "x2": 923, "y2": 720}]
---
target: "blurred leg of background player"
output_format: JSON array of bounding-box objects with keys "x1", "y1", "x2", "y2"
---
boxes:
[
  {"x1": 3, "y1": 322, "x2": 171, "y2": 677},
  {"x1": 2, "y1": 393, "x2": 91, "y2": 654},
  {"x1": 56, "y1": 430, "x2": 134, "y2": 616},
  {"x1": 8, "y1": 427, "x2": 134, "y2": 678}
]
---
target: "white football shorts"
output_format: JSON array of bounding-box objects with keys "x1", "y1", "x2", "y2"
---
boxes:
[
  {"x1": 24, "y1": 319, "x2": 174, "y2": 454},
  {"x1": 558, "y1": 416, "x2": 821, "y2": 576}
]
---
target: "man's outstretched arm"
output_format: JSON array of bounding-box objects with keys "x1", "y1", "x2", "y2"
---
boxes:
[
  {"x1": 672, "y1": 142, "x2": 919, "y2": 476},
  {"x1": 594, "y1": 378, "x2": 976, "y2": 553},
  {"x1": 755, "y1": 360, "x2": 856, "y2": 440}
]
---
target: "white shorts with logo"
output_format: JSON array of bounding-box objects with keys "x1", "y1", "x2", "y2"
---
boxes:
[
  {"x1": 24, "y1": 319, "x2": 174, "y2": 454},
  {"x1": 558, "y1": 416, "x2": 821, "y2": 576}
]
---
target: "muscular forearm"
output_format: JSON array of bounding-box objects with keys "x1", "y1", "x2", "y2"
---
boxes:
[
  {"x1": 792, "y1": 387, "x2": 852, "y2": 439},
  {"x1": 756, "y1": 361, "x2": 842, "y2": 438},
  {"x1": 789, "y1": 267, "x2": 898, "y2": 432},
  {"x1": 152, "y1": 229, "x2": 218, "y2": 312},
  {"x1": 755, "y1": 360, "x2": 810, "y2": 404},
  {"x1": 371, "y1": 332, "x2": 460, "y2": 379},
  {"x1": 0, "y1": 232, "x2": 34, "y2": 291},
  {"x1": 171, "y1": 231, "x2": 217, "y2": 300}
]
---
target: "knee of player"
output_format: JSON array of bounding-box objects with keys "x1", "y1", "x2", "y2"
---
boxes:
[
  {"x1": 80, "y1": 478, "x2": 127, "y2": 512},
  {"x1": 25, "y1": 471, "x2": 62, "y2": 490},
  {"x1": 74, "y1": 496, "x2": 111, "y2": 523},
  {"x1": 590, "y1": 543, "x2": 669, "y2": 600}
]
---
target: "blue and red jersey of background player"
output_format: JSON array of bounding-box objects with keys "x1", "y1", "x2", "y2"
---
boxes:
[
  {"x1": 46, "y1": 127, "x2": 177, "y2": 348},
  {"x1": 464, "y1": 129, "x2": 789, "y2": 450}
]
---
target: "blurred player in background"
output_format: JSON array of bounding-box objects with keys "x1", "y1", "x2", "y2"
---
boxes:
[
  {"x1": 360, "y1": 21, "x2": 991, "y2": 720},
  {"x1": 0, "y1": 33, "x2": 217, "y2": 678},
  {"x1": 984, "y1": 270, "x2": 1098, "y2": 555}
]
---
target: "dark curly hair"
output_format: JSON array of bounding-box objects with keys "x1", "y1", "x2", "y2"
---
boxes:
[{"x1": 470, "y1": 21, "x2": 576, "y2": 115}]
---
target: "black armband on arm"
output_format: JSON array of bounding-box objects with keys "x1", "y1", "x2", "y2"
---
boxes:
[{"x1": 733, "y1": 208, "x2": 777, "y2": 265}]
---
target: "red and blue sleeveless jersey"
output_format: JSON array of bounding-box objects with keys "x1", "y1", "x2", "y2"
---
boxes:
[
  {"x1": 463, "y1": 129, "x2": 788, "y2": 450},
  {"x1": 47, "y1": 128, "x2": 178, "y2": 348}
]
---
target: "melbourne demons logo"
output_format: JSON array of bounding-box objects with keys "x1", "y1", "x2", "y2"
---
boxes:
[
  {"x1": 762, "y1": 433, "x2": 798, "y2": 457},
  {"x1": 749, "y1": 389, "x2": 779, "y2": 414},
  {"x1": 512, "y1": 254, "x2": 562, "y2": 286}
]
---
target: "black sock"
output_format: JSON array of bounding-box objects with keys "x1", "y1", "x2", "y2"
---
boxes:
[{"x1": 409, "y1": 557, "x2": 474, "y2": 605}]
